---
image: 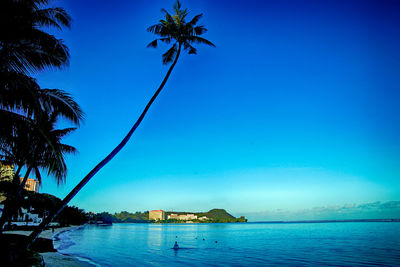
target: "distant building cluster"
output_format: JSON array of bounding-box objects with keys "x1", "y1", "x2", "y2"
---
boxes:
[
  {"x1": 168, "y1": 213, "x2": 198, "y2": 220},
  {"x1": 149, "y1": 210, "x2": 209, "y2": 221},
  {"x1": 0, "y1": 161, "x2": 42, "y2": 227},
  {"x1": 0, "y1": 204, "x2": 43, "y2": 226}
]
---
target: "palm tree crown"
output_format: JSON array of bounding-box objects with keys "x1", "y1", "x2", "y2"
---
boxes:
[{"x1": 147, "y1": 0, "x2": 215, "y2": 64}]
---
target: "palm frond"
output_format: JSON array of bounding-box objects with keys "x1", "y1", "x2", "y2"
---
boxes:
[
  {"x1": 188, "y1": 36, "x2": 215, "y2": 47},
  {"x1": 59, "y1": 144, "x2": 78, "y2": 154},
  {"x1": 147, "y1": 23, "x2": 163, "y2": 34},
  {"x1": 0, "y1": 71, "x2": 40, "y2": 113},
  {"x1": 147, "y1": 39, "x2": 158, "y2": 48},
  {"x1": 188, "y1": 14, "x2": 203, "y2": 26},
  {"x1": 38, "y1": 89, "x2": 84, "y2": 125},
  {"x1": 34, "y1": 7, "x2": 71, "y2": 29},
  {"x1": 183, "y1": 42, "x2": 197, "y2": 54},
  {"x1": 173, "y1": 0, "x2": 181, "y2": 12},
  {"x1": 5, "y1": 29, "x2": 70, "y2": 74},
  {"x1": 162, "y1": 43, "x2": 177, "y2": 65},
  {"x1": 193, "y1": 25, "x2": 207, "y2": 35},
  {"x1": 52, "y1": 127, "x2": 77, "y2": 139},
  {"x1": 159, "y1": 37, "x2": 172, "y2": 44}
]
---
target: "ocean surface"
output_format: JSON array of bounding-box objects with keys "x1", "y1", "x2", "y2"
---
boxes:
[{"x1": 55, "y1": 222, "x2": 400, "y2": 266}]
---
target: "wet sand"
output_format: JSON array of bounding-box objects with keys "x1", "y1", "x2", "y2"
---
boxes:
[
  {"x1": 4, "y1": 225, "x2": 82, "y2": 238},
  {"x1": 41, "y1": 251, "x2": 95, "y2": 267}
]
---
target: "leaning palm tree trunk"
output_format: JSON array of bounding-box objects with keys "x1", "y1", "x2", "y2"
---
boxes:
[{"x1": 26, "y1": 45, "x2": 182, "y2": 248}]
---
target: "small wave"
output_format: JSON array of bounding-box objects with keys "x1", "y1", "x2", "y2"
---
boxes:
[
  {"x1": 60, "y1": 252, "x2": 102, "y2": 267},
  {"x1": 54, "y1": 228, "x2": 81, "y2": 251},
  {"x1": 56, "y1": 238, "x2": 76, "y2": 251},
  {"x1": 75, "y1": 255, "x2": 102, "y2": 267}
]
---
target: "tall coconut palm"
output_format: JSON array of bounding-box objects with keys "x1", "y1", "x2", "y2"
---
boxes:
[
  {"x1": 26, "y1": 0, "x2": 214, "y2": 248},
  {"x1": 0, "y1": 111, "x2": 77, "y2": 231}
]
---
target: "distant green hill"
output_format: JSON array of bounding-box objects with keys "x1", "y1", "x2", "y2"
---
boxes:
[
  {"x1": 197, "y1": 209, "x2": 235, "y2": 220},
  {"x1": 166, "y1": 208, "x2": 247, "y2": 223}
]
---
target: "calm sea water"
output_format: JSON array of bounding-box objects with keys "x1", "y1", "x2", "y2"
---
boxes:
[{"x1": 55, "y1": 222, "x2": 400, "y2": 266}]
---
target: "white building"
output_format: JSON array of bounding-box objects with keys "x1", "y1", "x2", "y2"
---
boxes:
[
  {"x1": 14, "y1": 207, "x2": 43, "y2": 223},
  {"x1": 168, "y1": 213, "x2": 199, "y2": 220}
]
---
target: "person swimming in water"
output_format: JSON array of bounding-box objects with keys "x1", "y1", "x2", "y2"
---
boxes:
[{"x1": 173, "y1": 241, "x2": 179, "y2": 250}]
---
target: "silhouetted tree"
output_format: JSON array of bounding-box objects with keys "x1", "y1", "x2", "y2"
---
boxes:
[
  {"x1": 0, "y1": 0, "x2": 83, "y2": 232},
  {"x1": 0, "y1": 112, "x2": 77, "y2": 231}
]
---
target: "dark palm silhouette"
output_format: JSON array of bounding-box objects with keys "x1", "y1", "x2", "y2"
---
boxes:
[
  {"x1": 0, "y1": 0, "x2": 70, "y2": 74},
  {"x1": 0, "y1": 112, "x2": 77, "y2": 231},
  {"x1": 0, "y1": 0, "x2": 82, "y2": 129},
  {"x1": 0, "y1": 0, "x2": 82, "y2": 233},
  {"x1": 0, "y1": 0, "x2": 82, "y2": 156},
  {"x1": 26, "y1": 0, "x2": 214, "y2": 248},
  {"x1": 0, "y1": 0, "x2": 83, "y2": 124}
]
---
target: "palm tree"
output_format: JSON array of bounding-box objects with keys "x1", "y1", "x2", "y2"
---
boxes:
[
  {"x1": 0, "y1": 0, "x2": 82, "y2": 234},
  {"x1": 26, "y1": 0, "x2": 214, "y2": 248},
  {"x1": 0, "y1": 0, "x2": 82, "y2": 164},
  {"x1": 0, "y1": 111, "x2": 77, "y2": 231}
]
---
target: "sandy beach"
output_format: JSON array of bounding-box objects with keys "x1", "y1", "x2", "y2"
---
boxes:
[{"x1": 4, "y1": 225, "x2": 96, "y2": 266}]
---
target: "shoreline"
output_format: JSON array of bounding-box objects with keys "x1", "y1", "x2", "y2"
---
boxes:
[
  {"x1": 42, "y1": 225, "x2": 98, "y2": 267},
  {"x1": 5, "y1": 225, "x2": 97, "y2": 266}
]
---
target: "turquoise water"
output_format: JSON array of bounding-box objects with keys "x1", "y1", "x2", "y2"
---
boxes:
[{"x1": 55, "y1": 222, "x2": 400, "y2": 266}]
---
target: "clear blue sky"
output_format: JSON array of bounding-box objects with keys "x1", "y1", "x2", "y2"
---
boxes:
[{"x1": 35, "y1": 0, "x2": 400, "y2": 220}]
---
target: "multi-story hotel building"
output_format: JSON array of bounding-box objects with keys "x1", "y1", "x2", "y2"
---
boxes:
[
  {"x1": 149, "y1": 210, "x2": 166, "y2": 221},
  {"x1": 21, "y1": 178, "x2": 40, "y2": 193},
  {"x1": 0, "y1": 162, "x2": 14, "y2": 181}
]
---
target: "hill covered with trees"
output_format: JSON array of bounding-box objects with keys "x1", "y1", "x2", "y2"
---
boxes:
[{"x1": 165, "y1": 209, "x2": 247, "y2": 223}]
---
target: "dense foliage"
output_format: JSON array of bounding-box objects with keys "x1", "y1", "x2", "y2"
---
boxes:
[
  {"x1": 0, "y1": 0, "x2": 83, "y2": 234},
  {"x1": 21, "y1": 191, "x2": 88, "y2": 226},
  {"x1": 113, "y1": 211, "x2": 149, "y2": 223}
]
